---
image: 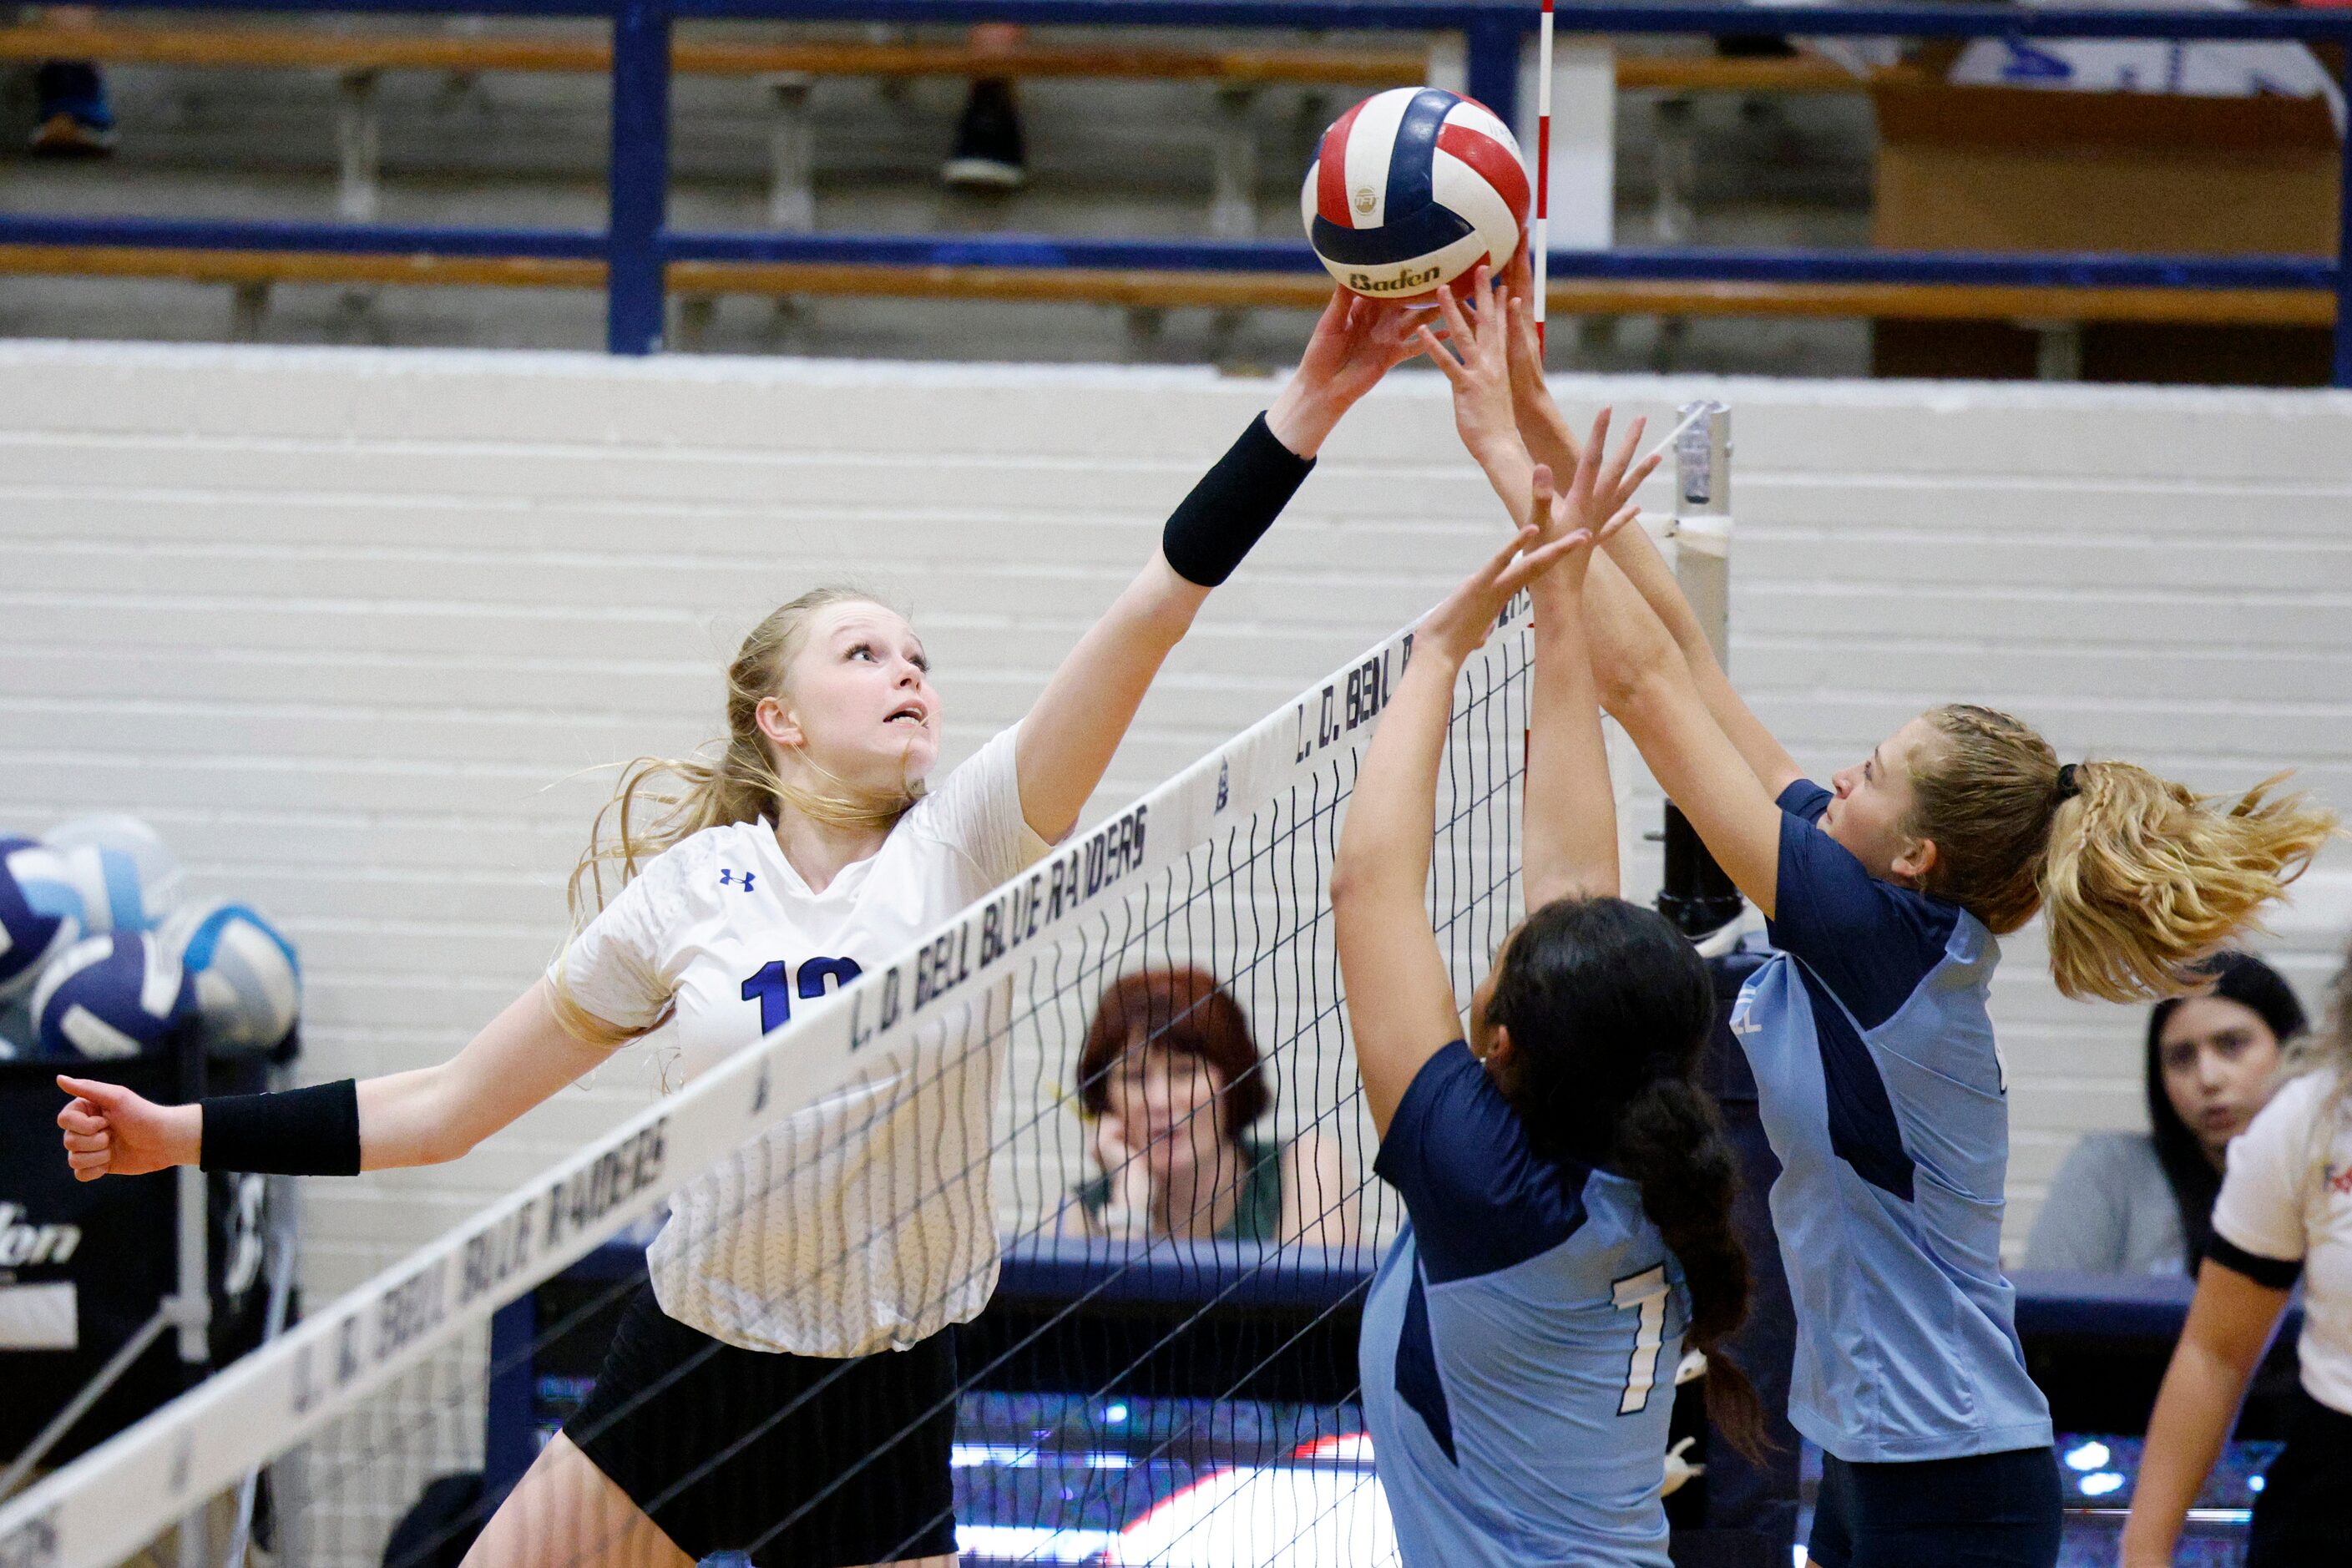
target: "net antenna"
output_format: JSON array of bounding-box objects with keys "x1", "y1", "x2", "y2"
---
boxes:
[{"x1": 1534, "y1": 0, "x2": 1553, "y2": 349}]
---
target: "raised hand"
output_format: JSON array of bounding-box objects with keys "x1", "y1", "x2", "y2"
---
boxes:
[
  {"x1": 1545, "y1": 407, "x2": 1658, "y2": 549},
  {"x1": 1419, "y1": 265, "x2": 1521, "y2": 464},
  {"x1": 57, "y1": 1075, "x2": 200, "y2": 1181},
  {"x1": 1418, "y1": 520, "x2": 1596, "y2": 665},
  {"x1": 1267, "y1": 290, "x2": 1436, "y2": 457}
]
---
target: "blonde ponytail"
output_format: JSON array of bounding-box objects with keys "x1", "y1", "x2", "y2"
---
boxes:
[
  {"x1": 2040, "y1": 766, "x2": 2335, "y2": 1003},
  {"x1": 549, "y1": 585, "x2": 923, "y2": 1044},
  {"x1": 1907, "y1": 704, "x2": 2339, "y2": 1004}
]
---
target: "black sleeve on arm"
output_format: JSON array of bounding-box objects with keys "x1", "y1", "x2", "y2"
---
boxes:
[
  {"x1": 2207, "y1": 1233, "x2": 2304, "y2": 1292},
  {"x1": 200, "y1": 1079, "x2": 363, "y2": 1176},
  {"x1": 1160, "y1": 413, "x2": 1315, "y2": 587}
]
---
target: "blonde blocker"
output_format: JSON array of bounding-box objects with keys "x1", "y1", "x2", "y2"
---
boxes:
[
  {"x1": 547, "y1": 585, "x2": 925, "y2": 1049},
  {"x1": 1906, "y1": 704, "x2": 2339, "y2": 1004}
]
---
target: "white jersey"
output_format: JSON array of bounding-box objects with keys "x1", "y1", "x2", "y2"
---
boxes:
[
  {"x1": 554, "y1": 726, "x2": 1050, "y2": 1357},
  {"x1": 2212, "y1": 1065, "x2": 2352, "y2": 1416}
]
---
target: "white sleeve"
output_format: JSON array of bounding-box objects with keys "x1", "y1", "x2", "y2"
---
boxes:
[
  {"x1": 912, "y1": 725, "x2": 1056, "y2": 888},
  {"x1": 2212, "y1": 1071, "x2": 2323, "y2": 1265},
  {"x1": 548, "y1": 840, "x2": 706, "y2": 1034}
]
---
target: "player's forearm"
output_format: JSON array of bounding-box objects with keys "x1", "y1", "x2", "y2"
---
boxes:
[
  {"x1": 1513, "y1": 391, "x2": 1580, "y2": 486},
  {"x1": 1591, "y1": 544, "x2": 1801, "y2": 797},
  {"x1": 1525, "y1": 590, "x2": 1617, "y2": 906},
  {"x1": 1332, "y1": 648, "x2": 1459, "y2": 911},
  {"x1": 2120, "y1": 1341, "x2": 2249, "y2": 1566}
]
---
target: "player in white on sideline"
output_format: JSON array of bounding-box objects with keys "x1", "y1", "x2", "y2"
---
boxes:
[
  {"x1": 2122, "y1": 941, "x2": 2352, "y2": 1568},
  {"x1": 52, "y1": 291, "x2": 1426, "y2": 1568}
]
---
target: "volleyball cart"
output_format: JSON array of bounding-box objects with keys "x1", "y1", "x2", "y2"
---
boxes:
[{"x1": 0, "y1": 1029, "x2": 299, "y2": 1565}]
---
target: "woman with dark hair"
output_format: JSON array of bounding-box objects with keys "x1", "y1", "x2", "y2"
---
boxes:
[
  {"x1": 1334, "y1": 289, "x2": 1763, "y2": 1565},
  {"x1": 1069, "y1": 966, "x2": 1353, "y2": 1247},
  {"x1": 2025, "y1": 951, "x2": 2306, "y2": 1275}
]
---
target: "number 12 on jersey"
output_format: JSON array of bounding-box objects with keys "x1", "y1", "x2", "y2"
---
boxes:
[
  {"x1": 741, "y1": 957, "x2": 863, "y2": 1034},
  {"x1": 1611, "y1": 1265, "x2": 1672, "y2": 1415}
]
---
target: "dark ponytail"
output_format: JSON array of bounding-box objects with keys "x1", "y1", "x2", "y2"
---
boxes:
[
  {"x1": 1485, "y1": 896, "x2": 1768, "y2": 1460},
  {"x1": 1613, "y1": 1075, "x2": 1768, "y2": 1461}
]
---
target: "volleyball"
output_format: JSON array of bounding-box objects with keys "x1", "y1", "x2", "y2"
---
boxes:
[
  {"x1": 168, "y1": 898, "x2": 301, "y2": 1055},
  {"x1": 1, "y1": 836, "x2": 83, "y2": 1001},
  {"x1": 45, "y1": 814, "x2": 186, "y2": 933},
  {"x1": 1301, "y1": 86, "x2": 1530, "y2": 301},
  {"x1": 29, "y1": 929, "x2": 194, "y2": 1060}
]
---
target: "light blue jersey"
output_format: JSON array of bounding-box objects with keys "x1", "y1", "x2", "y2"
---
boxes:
[
  {"x1": 1362, "y1": 1044, "x2": 1688, "y2": 1567},
  {"x1": 1732, "y1": 780, "x2": 2053, "y2": 1463}
]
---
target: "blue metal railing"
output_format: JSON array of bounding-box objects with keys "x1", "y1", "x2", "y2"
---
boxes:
[{"x1": 8, "y1": 1, "x2": 2349, "y2": 380}]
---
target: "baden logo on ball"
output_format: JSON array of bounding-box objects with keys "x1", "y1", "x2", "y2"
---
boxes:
[{"x1": 1302, "y1": 86, "x2": 1531, "y2": 302}]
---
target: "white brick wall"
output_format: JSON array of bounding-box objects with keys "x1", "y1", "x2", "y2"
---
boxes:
[{"x1": 3, "y1": 341, "x2": 2347, "y2": 1308}]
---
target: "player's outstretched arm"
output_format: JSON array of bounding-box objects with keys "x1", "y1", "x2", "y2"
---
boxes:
[
  {"x1": 1015, "y1": 291, "x2": 1424, "y2": 843},
  {"x1": 1418, "y1": 272, "x2": 1645, "y2": 908},
  {"x1": 2119, "y1": 1260, "x2": 2293, "y2": 1568},
  {"x1": 1333, "y1": 523, "x2": 1586, "y2": 1138},
  {"x1": 58, "y1": 978, "x2": 622, "y2": 1181},
  {"x1": 1584, "y1": 552, "x2": 1784, "y2": 918},
  {"x1": 1493, "y1": 259, "x2": 1803, "y2": 801}
]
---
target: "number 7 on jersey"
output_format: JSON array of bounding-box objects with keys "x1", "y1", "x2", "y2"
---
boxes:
[{"x1": 1611, "y1": 1265, "x2": 1672, "y2": 1415}]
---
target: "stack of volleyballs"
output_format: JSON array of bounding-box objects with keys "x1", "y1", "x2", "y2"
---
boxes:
[
  {"x1": 0, "y1": 815, "x2": 300, "y2": 1065},
  {"x1": 1302, "y1": 85, "x2": 1530, "y2": 301}
]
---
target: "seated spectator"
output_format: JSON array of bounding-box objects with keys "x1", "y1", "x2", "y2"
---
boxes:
[
  {"x1": 1070, "y1": 967, "x2": 1355, "y2": 1247},
  {"x1": 2026, "y1": 950, "x2": 2307, "y2": 1274}
]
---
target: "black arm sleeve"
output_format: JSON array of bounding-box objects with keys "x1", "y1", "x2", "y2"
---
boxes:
[
  {"x1": 1159, "y1": 413, "x2": 1315, "y2": 587},
  {"x1": 200, "y1": 1079, "x2": 363, "y2": 1176}
]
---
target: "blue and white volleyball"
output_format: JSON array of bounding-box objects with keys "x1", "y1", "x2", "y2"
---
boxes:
[
  {"x1": 1302, "y1": 87, "x2": 1531, "y2": 301},
  {"x1": 1, "y1": 837, "x2": 83, "y2": 1001},
  {"x1": 44, "y1": 814, "x2": 185, "y2": 933},
  {"x1": 30, "y1": 930, "x2": 194, "y2": 1060},
  {"x1": 168, "y1": 900, "x2": 301, "y2": 1055}
]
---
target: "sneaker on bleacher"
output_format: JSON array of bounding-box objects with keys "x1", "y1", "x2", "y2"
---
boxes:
[
  {"x1": 943, "y1": 78, "x2": 1025, "y2": 190},
  {"x1": 30, "y1": 60, "x2": 116, "y2": 157}
]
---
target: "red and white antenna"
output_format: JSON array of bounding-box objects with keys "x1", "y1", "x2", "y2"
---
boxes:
[{"x1": 1535, "y1": 0, "x2": 1553, "y2": 349}]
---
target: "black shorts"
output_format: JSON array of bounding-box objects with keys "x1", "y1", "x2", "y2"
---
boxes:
[
  {"x1": 2248, "y1": 1388, "x2": 2352, "y2": 1568},
  {"x1": 1807, "y1": 1446, "x2": 2061, "y2": 1568},
  {"x1": 564, "y1": 1285, "x2": 959, "y2": 1568}
]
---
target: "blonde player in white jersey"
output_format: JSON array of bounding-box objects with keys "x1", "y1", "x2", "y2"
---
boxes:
[{"x1": 53, "y1": 292, "x2": 1426, "y2": 1568}]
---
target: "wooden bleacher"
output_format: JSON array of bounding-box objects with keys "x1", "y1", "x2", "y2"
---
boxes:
[
  {"x1": 0, "y1": 20, "x2": 2326, "y2": 356},
  {"x1": 0, "y1": 243, "x2": 2328, "y2": 329}
]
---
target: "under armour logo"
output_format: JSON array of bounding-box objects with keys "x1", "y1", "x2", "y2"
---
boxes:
[{"x1": 720, "y1": 869, "x2": 756, "y2": 893}]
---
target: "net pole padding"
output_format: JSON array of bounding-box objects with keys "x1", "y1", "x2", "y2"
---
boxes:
[
  {"x1": 1534, "y1": 0, "x2": 1553, "y2": 350},
  {"x1": 0, "y1": 598, "x2": 1536, "y2": 1568}
]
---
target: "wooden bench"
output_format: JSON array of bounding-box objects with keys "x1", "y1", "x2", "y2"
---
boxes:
[{"x1": 1, "y1": 244, "x2": 2326, "y2": 367}]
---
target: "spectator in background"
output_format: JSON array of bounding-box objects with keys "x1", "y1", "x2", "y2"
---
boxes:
[
  {"x1": 2024, "y1": 950, "x2": 2306, "y2": 1275},
  {"x1": 1070, "y1": 967, "x2": 1355, "y2": 1247},
  {"x1": 28, "y1": 8, "x2": 114, "y2": 156}
]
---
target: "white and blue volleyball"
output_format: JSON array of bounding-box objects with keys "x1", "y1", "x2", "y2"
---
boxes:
[
  {"x1": 169, "y1": 900, "x2": 301, "y2": 1055},
  {"x1": 1302, "y1": 86, "x2": 1531, "y2": 301},
  {"x1": 30, "y1": 930, "x2": 194, "y2": 1060},
  {"x1": 45, "y1": 814, "x2": 185, "y2": 934},
  {"x1": 1, "y1": 837, "x2": 83, "y2": 1001}
]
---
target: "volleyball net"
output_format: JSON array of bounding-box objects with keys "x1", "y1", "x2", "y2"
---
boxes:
[{"x1": 0, "y1": 444, "x2": 1716, "y2": 1567}]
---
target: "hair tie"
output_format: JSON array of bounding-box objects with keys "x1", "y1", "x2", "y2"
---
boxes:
[{"x1": 2054, "y1": 763, "x2": 2081, "y2": 802}]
